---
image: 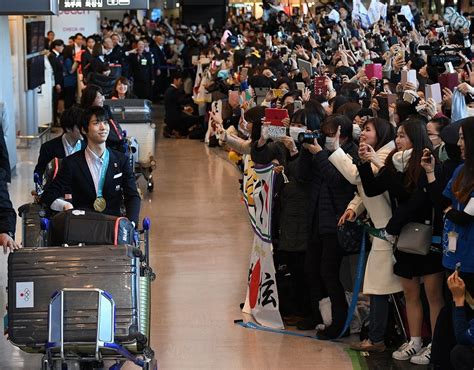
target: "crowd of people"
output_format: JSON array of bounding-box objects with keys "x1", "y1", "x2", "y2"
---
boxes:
[
  {"x1": 1, "y1": 1, "x2": 474, "y2": 369},
  {"x1": 148, "y1": 2, "x2": 470, "y2": 369}
]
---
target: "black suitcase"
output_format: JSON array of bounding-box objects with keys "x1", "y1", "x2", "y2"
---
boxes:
[
  {"x1": 105, "y1": 99, "x2": 152, "y2": 124},
  {"x1": 7, "y1": 245, "x2": 150, "y2": 353},
  {"x1": 18, "y1": 203, "x2": 46, "y2": 248},
  {"x1": 50, "y1": 210, "x2": 134, "y2": 246}
]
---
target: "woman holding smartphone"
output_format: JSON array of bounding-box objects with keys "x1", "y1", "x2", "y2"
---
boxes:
[{"x1": 358, "y1": 119, "x2": 444, "y2": 364}]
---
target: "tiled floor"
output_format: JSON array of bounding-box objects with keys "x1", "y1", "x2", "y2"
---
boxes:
[{"x1": 0, "y1": 111, "x2": 428, "y2": 369}]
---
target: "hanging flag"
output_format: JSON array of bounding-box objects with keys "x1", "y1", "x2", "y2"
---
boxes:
[{"x1": 242, "y1": 159, "x2": 284, "y2": 329}]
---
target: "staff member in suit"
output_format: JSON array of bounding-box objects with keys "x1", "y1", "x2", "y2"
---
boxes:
[
  {"x1": 151, "y1": 34, "x2": 170, "y2": 100},
  {"x1": 164, "y1": 71, "x2": 199, "y2": 137},
  {"x1": 41, "y1": 106, "x2": 140, "y2": 225},
  {"x1": 0, "y1": 124, "x2": 19, "y2": 253},
  {"x1": 48, "y1": 39, "x2": 65, "y2": 127},
  {"x1": 34, "y1": 106, "x2": 85, "y2": 177},
  {"x1": 128, "y1": 40, "x2": 155, "y2": 100}
]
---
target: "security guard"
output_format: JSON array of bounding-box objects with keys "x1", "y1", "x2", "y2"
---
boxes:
[{"x1": 127, "y1": 40, "x2": 155, "y2": 100}]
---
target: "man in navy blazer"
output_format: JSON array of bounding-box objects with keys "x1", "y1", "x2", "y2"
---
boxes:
[
  {"x1": 41, "y1": 106, "x2": 140, "y2": 225},
  {"x1": 34, "y1": 106, "x2": 85, "y2": 178}
]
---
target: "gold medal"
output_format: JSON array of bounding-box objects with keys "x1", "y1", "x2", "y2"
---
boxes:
[{"x1": 93, "y1": 197, "x2": 106, "y2": 212}]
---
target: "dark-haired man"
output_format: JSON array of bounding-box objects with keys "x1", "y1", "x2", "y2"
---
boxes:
[
  {"x1": 163, "y1": 71, "x2": 199, "y2": 137},
  {"x1": 48, "y1": 39, "x2": 65, "y2": 126},
  {"x1": 34, "y1": 106, "x2": 85, "y2": 178},
  {"x1": 41, "y1": 106, "x2": 140, "y2": 225}
]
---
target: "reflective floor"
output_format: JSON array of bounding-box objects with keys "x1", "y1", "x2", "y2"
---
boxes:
[{"x1": 0, "y1": 114, "x2": 422, "y2": 369}]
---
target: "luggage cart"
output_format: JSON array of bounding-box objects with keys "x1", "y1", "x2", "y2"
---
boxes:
[
  {"x1": 6, "y1": 218, "x2": 156, "y2": 370},
  {"x1": 42, "y1": 288, "x2": 157, "y2": 370},
  {"x1": 105, "y1": 99, "x2": 156, "y2": 193}
]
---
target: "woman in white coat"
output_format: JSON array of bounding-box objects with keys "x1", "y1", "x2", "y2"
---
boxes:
[{"x1": 328, "y1": 117, "x2": 402, "y2": 352}]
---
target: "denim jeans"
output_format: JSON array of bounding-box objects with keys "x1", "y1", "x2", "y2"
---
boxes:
[{"x1": 369, "y1": 294, "x2": 389, "y2": 344}]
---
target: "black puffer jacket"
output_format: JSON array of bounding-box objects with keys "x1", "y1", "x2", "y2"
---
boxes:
[
  {"x1": 251, "y1": 141, "x2": 311, "y2": 252},
  {"x1": 296, "y1": 141, "x2": 358, "y2": 238}
]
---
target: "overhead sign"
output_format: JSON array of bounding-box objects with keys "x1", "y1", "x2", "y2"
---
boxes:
[
  {"x1": 59, "y1": 0, "x2": 149, "y2": 10},
  {"x1": 0, "y1": 0, "x2": 58, "y2": 15},
  {"x1": 51, "y1": 11, "x2": 100, "y2": 42}
]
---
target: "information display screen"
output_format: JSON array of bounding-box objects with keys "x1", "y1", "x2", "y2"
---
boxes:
[{"x1": 59, "y1": 0, "x2": 149, "y2": 10}]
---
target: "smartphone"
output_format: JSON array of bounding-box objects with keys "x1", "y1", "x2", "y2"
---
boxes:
[
  {"x1": 241, "y1": 67, "x2": 248, "y2": 80},
  {"x1": 314, "y1": 76, "x2": 327, "y2": 96},
  {"x1": 294, "y1": 100, "x2": 303, "y2": 110}
]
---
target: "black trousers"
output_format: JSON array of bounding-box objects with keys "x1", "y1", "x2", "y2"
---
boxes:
[
  {"x1": 133, "y1": 81, "x2": 152, "y2": 100},
  {"x1": 305, "y1": 233, "x2": 347, "y2": 327},
  {"x1": 451, "y1": 345, "x2": 474, "y2": 370},
  {"x1": 167, "y1": 113, "x2": 199, "y2": 136},
  {"x1": 63, "y1": 86, "x2": 76, "y2": 110},
  {"x1": 52, "y1": 88, "x2": 62, "y2": 126}
]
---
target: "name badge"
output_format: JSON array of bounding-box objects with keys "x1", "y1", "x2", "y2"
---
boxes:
[
  {"x1": 448, "y1": 231, "x2": 458, "y2": 252},
  {"x1": 113, "y1": 172, "x2": 123, "y2": 179},
  {"x1": 141, "y1": 59, "x2": 148, "y2": 66}
]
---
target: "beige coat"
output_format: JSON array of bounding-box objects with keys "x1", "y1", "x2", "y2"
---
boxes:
[{"x1": 329, "y1": 142, "x2": 402, "y2": 295}]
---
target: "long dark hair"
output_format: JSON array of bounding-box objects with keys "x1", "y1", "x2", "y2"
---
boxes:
[
  {"x1": 386, "y1": 119, "x2": 433, "y2": 191},
  {"x1": 363, "y1": 117, "x2": 396, "y2": 152},
  {"x1": 247, "y1": 106, "x2": 267, "y2": 142},
  {"x1": 453, "y1": 118, "x2": 474, "y2": 204}
]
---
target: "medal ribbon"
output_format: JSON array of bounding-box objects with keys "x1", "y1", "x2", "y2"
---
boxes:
[{"x1": 97, "y1": 149, "x2": 110, "y2": 198}]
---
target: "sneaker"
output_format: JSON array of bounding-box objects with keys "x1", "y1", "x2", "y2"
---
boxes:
[
  {"x1": 410, "y1": 343, "x2": 431, "y2": 365},
  {"x1": 392, "y1": 340, "x2": 421, "y2": 361},
  {"x1": 350, "y1": 339, "x2": 386, "y2": 353}
]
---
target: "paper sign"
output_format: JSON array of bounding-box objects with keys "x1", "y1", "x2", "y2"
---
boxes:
[
  {"x1": 296, "y1": 82, "x2": 305, "y2": 92},
  {"x1": 365, "y1": 63, "x2": 382, "y2": 80},
  {"x1": 16, "y1": 282, "x2": 34, "y2": 308},
  {"x1": 425, "y1": 83, "x2": 442, "y2": 104},
  {"x1": 314, "y1": 76, "x2": 327, "y2": 96},
  {"x1": 439, "y1": 72, "x2": 459, "y2": 92},
  {"x1": 401, "y1": 69, "x2": 417, "y2": 86},
  {"x1": 297, "y1": 58, "x2": 313, "y2": 77}
]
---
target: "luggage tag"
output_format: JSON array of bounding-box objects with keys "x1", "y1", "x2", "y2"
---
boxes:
[{"x1": 448, "y1": 231, "x2": 458, "y2": 253}]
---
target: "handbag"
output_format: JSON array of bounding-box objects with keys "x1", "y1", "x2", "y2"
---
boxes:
[
  {"x1": 395, "y1": 222, "x2": 432, "y2": 255},
  {"x1": 337, "y1": 220, "x2": 367, "y2": 255}
]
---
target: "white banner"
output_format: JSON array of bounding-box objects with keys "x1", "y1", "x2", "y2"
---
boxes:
[
  {"x1": 242, "y1": 158, "x2": 283, "y2": 329},
  {"x1": 51, "y1": 10, "x2": 100, "y2": 42}
]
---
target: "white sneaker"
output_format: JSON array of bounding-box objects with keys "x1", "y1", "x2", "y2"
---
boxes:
[
  {"x1": 392, "y1": 340, "x2": 421, "y2": 361},
  {"x1": 410, "y1": 343, "x2": 431, "y2": 365}
]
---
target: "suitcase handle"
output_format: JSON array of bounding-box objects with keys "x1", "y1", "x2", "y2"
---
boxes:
[{"x1": 47, "y1": 288, "x2": 115, "y2": 361}]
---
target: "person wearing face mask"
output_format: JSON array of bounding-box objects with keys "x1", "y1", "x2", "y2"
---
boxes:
[
  {"x1": 357, "y1": 119, "x2": 444, "y2": 364},
  {"x1": 329, "y1": 117, "x2": 401, "y2": 352},
  {"x1": 294, "y1": 114, "x2": 358, "y2": 337},
  {"x1": 427, "y1": 116, "x2": 451, "y2": 163},
  {"x1": 421, "y1": 117, "x2": 474, "y2": 370},
  {"x1": 251, "y1": 107, "x2": 312, "y2": 323}
]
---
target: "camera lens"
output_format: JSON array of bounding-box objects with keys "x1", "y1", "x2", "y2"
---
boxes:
[{"x1": 298, "y1": 131, "x2": 320, "y2": 144}]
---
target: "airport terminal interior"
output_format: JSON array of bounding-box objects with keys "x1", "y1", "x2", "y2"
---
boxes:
[{"x1": 1, "y1": 0, "x2": 474, "y2": 369}]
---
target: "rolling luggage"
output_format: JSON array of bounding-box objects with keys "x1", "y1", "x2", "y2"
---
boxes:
[
  {"x1": 18, "y1": 203, "x2": 46, "y2": 248},
  {"x1": 120, "y1": 122, "x2": 156, "y2": 165},
  {"x1": 105, "y1": 99, "x2": 152, "y2": 124},
  {"x1": 50, "y1": 210, "x2": 134, "y2": 246},
  {"x1": 7, "y1": 245, "x2": 152, "y2": 354}
]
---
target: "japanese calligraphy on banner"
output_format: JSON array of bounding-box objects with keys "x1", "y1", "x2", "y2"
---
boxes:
[
  {"x1": 242, "y1": 158, "x2": 284, "y2": 329},
  {"x1": 59, "y1": 0, "x2": 149, "y2": 10}
]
